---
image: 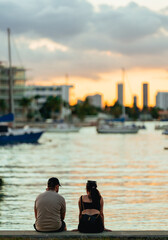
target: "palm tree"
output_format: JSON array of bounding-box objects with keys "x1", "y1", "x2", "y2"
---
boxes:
[
  {"x1": 40, "y1": 96, "x2": 62, "y2": 120},
  {"x1": 19, "y1": 97, "x2": 31, "y2": 121}
]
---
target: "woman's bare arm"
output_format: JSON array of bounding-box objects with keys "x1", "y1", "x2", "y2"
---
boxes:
[
  {"x1": 78, "y1": 196, "x2": 82, "y2": 221},
  {"x1": 100, "y1": 197, "x2": 104, "y2": 227}
]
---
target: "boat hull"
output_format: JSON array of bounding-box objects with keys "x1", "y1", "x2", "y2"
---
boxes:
[
  {"x1": 46, "y1": 128, "x2": 80, "y2": 133},
  {"x1": 97, "y1": 127, "x2": 139, "y2": 134},
  {"x1": 162, "y1": 130, "x2": 168, "y2": 135},
  {"x1": 0, "y1": 131, "x2": 43, "y2": 145},
  {"x1": 46, "y1": 123, "x2": 80, "y2": 133}
]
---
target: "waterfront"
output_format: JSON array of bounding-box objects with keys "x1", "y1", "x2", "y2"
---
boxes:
[{"x1": 0, "y1": 122, "x2": 168, "y2": 230}]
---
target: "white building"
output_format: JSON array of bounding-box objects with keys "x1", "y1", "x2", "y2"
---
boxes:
[
  {"x1": 0, "y1": 62, "x2": 26, "y2": 120},
  {"x1": 25, "y1": 85, "x2": 73, "y2": 119},
  {"x1": 87, "y1": 94, "x2": 102, "y2": 109},
  {"x1": 25, "y1": 85, "x2": 73, "y2": 105},
  {"x1": 156, "y1": 92, "x2": 168, "y2": 110}
]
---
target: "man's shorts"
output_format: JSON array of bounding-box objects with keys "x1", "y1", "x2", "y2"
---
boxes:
[{"x1": 34, "y1": 221, "x2": 66, "y2": 232}]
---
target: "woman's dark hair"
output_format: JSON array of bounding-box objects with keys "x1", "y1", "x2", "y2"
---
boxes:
[{"x1": 86, "y1": 180, "x2": 101, "y2": 209}]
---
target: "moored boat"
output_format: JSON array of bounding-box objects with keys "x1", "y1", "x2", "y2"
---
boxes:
[
  {"x1": 97, "y1": 119, "x2": 139, "y2": 134},
  {"x1": 162, "y1": 129, "x2": 168, "y2": 135},
  {"x1": 97, "y1": 69, "x2": 139, "y2": 134},
  {"x1": 0, "y1": 114, "x2": 44, "y2": 145},
  {"x1": 46, "y1": 122, "x2": 80, "y2": 133},
  {"x1": 0, "y1": 29, "x2": 44, "y2": 145},
  {"x1": 155, "y1": 124, "x2": 168, "y2": 130}
]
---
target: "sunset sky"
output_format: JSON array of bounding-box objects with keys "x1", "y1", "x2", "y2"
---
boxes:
[{"x1": 1, "y1": 0, "x2": 168, "y2": 108}]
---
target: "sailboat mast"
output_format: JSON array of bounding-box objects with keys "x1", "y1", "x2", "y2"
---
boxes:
[
  {"x1": 122, "y1": 68, "x2": 125, "y2": 118},
  {"x1": 7, "y1": 28, "x2": 14, "y2": 115}
]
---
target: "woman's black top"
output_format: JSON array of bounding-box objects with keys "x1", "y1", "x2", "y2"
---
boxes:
[{"x1": 80, "y1": 196, "x2": 100, "y2": 211}]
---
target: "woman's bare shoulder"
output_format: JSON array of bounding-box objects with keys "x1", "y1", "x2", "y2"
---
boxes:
[
  {"x1": 82, "y1": 195, "x2": 88, "y2": 199},
  {"x1": 83, "y1": 195, "x2": 92, "y2": 202},
  {"x1": 79, "y1": 195, "x2": 87, "y2": 200}
]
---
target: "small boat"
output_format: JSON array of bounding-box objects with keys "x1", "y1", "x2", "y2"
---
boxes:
[
  {"x1": 131, "y1": 123, "x2": 146, "y2": 130},
  {"x1": 162, "y1": 129, "x2": 168, "y2": 135},
  {"x1": 97, "y1": 69, "x2": 139, "y2": 134},
  {"x1": 97, "y1": 118, "x2": 139, "y2": 134},
  {"x1": 97, "y1": 124, "x2": 139, "y2": 134},
  {"x1": 0, "y1": 114, "x2": 44, "y2": 145},
  {"x1": 155, "y1": 125, "x2": 168, "y2": 130},
  {"x1": 137, "y1": 125, "x2": 146, "y2": 130},
  {"x1": 46, "y1": 122, "x2": 80, "y2": 133}
]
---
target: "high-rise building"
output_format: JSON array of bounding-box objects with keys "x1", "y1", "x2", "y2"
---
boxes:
[
  {"x1": 133, "y1": 95, "x2": 137, "y2": 107},
  {"x1": 0, "y1": 62, "x2": 26, "y2": 119},
  {"x1": 87, "y1": 94, "x2": 102, "y2": 109},
  {"x1": 117, "y1": 83, "x2": 123, "y2": 105},
  {"x1": 143, "y1": 83, "x2": 148, "y2": 108},
  {"x1": 156, "y1": 92, "x2": 168, "y2": 110}
]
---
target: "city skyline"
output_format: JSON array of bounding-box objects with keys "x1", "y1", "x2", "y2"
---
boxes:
[{"x1": 1, "y1": 0, "x2": 168, "y2": 108}]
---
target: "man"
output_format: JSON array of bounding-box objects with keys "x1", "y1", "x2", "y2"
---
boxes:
[{"x1": 34, "y1": 177, "x2": 66, "y2": 232}]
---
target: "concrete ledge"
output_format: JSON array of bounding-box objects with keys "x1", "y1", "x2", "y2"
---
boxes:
[{"x1": 0, "y1": 231, "x2": 168, "y2": 240}]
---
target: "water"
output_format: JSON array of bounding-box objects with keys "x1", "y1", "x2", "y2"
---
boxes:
[{"x1": 0, "y1": 122, "x2": 168, "y2": 230}]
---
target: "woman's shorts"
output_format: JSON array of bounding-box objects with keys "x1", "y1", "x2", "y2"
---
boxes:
[{"x1": 78, "y1": 214, "x2": 104, "y2": 233}]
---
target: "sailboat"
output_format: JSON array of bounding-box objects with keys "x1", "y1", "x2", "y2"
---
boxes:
[
  {"x1": 0, "y1": 113, "x2": 43, "y2": 145},
  {"x1": 0, "y1": 29, "x2": 44, "y2": 145},
  {"x1": 97, "y1": 69, "x2": 139, "y2": 134},
  {"x1": 46, "y1": 75, "x2": 81, "y2": 133},
  {"x1": 97, "y1": 118, "x2": 139, "y2": 134}
]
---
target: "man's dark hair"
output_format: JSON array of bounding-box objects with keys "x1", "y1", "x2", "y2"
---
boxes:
[{"x1": 47, "y1": 177, "x2": 61, "y2": 190}]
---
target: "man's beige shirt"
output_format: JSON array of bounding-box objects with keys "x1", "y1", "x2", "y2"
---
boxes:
[{"x1": 35, "y1": 190, "x2": 66, "y2": 231}]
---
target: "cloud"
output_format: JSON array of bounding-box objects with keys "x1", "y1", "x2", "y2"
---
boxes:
[
  {"x1": 0, "y1": 0, "x2": 93, "y2": 41},
  {"x1": 96, "y1": 3, "x2": 162, "y2": 41},
  {"x1": 1, "y1": 0, "x2": 168, "y2": 80}
]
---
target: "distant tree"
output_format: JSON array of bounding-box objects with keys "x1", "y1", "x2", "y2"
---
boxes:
[
  {"x1": 142, "y1": 106, "x2": 149, "y2": 113},
  {"x1": 71, "y1": 97, "x2": 99, "y2": 121},
  {"x1": 19, "y1": 97, "x2": 31, "y2": 120},
  {"x1": 149, "y1": 107, "x2": 160, "y2": 119},
  {"x1": 63, "y1": 101, "x2": 69, "y2": 108},
  {"x1": 40, "y1": 96, "x2": 62, "y2": 119},
  {"x1": 34, "y1": 95, "x2": 41, "y2": 100},
  {"x1": 109, "y1": 101, "x2": 122, "y2": 118},
  {"x1": 0, "y1": 100, "x2": 7, "y2": 114},
  {"x1": 126, "y1": 106, "x2": 140, "y2": 120}
]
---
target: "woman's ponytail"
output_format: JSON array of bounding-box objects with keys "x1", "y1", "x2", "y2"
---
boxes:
[{"x1": 86, "y1": 180, "x2": 101, "y2": 209}]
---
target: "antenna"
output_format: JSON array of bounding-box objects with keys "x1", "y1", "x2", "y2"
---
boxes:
[
  {"x1": 122, "y1": 68, "x2": 125, "y2": 118},
  {"x1": 65, "y1": 73, "x2": 69, "y2": 85},
  {"x1": 7, "y1": 28, "x2": 14, "y2": 115}
]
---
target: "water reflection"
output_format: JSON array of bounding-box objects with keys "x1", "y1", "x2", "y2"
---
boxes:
[{"x1": 0, "y1": 123, "x2": 168, "y2": 230}]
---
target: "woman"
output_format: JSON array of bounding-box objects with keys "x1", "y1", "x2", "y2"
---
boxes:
[{"x1": 78, "y1": 180, "x2": 104, "y2": 233}]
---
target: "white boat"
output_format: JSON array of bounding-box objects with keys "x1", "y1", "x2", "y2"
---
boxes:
[
  {"x1": 155, "y1": 124, "x2": 168, "y2": 130},
  {"x1": 97, "y1": 119, "x2": 139, "y2": 134},
  {"x1": 46, "y1": 123, "x2": 80, "y2": 133},
  {"x1": 162, "y1": 129, "x2": 168, "y2": 135},
  {"x1": 97, "y1": 69, "x2": 139, "y2": 134}
]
